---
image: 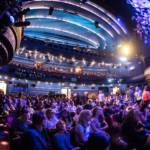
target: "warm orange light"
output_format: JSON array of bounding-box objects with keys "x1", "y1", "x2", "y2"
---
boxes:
[
  {"x1": 117, "y1": 42, "x2": 134, "y2": 57},
  {"x1": 75, "y1": 66, "x2": 82, "y2": 74},
  {"x1": 0, "y1": 141, "x2": 8, "y2": 146}
]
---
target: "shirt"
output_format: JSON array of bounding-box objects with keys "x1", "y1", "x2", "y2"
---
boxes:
[{"x1": 142, "y1": 91, "x2": 150, "y2": 101}]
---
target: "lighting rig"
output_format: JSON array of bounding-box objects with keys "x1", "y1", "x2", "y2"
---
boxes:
[{"x1": 0, "y1": 0, "x2": 30, "y2": 65}]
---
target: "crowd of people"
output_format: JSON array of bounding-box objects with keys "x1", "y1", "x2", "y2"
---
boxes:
[{"x1": 0, "y1": 85, "x2": 150, "y2": 150}]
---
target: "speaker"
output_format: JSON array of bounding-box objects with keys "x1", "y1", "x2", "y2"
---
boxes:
[
  {"x1": 49, "y1": 7, "x2": 54, "y2": 15},
  {"x1": 95, "y1": 21, "x2": 99, "y2": 28}
]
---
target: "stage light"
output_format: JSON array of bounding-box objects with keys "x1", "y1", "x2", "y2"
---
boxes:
[
  {"x1": 117, "y1": 42, "x2": 134, "y2": 57},
  {"x1": 72, "y1": 57, "x2": 76, "y2": 62},
  {"x1": 91, "y1": 60, "x2": 96, "y2": 66},
  {"x1": 122, "y1": 45, "x2": 130, "y2": 56},
  {"x1": 0, "y1": 11, "x2": 15, "y2": 26},
  {"x1": 119, "y1": 56, "x2": 127, "y2": 62},
  {"x1": 108, "y1": 78, "x2": 113, "y2": 83},
  {"x1": 75, "y1": 66, "x2": 82, "y2": 74},
  {"x1": 0, "y1": 141, "x2": 8, "y2": 146},
  {"x1": 129, "y1": 65, "x2": 135, "y2": 71}
]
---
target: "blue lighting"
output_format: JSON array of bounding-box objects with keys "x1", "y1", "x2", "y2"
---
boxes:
[
  {"x1": 107, "y1": 78, "x2": 114, "y2": 83},
  {"x1": 23, "y1": 0, "x2": 128, "y2": 50}
]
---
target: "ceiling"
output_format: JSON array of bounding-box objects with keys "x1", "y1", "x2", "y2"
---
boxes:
[
  {"x1": 23, "y1": 0, "x2": 128, "y2": 51},
  {"x1": 0, "y1": 0, "x2": 144, "y2": 84}
]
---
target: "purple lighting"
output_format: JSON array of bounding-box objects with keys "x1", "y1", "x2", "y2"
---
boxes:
[
  {"x1": 117, "y1": 18, "x2": 121, "y2": 22},
  {"x1": 127, "y1": 0, "x2": 150, "y2": 45}
]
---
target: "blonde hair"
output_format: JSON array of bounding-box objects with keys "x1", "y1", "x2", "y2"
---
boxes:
[{"x1": 78, "y1": 110, "x2": 91, "y2": 124}]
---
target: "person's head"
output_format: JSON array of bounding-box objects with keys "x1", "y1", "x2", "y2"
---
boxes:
[
  {"x1": 76, "y1": 105, "x2": 83, "y2": 114},
  {"x1": 61, "y1": 109, "x2": 69, "y2": 118},
  {"x1": 78, "y1": 110, "x2": 92, "y2": 125},
  {"x1": 123, "y1": 109, "x2": 142, "y2": 125},
  {"x1": 135, "y1": 86, "x2": 139, "y2": 91},
  {"x1": 144, "y1": 85, "x2": 149, "y2": 91},
  {"x1": 21, "y1": 109, "x2": 30, "y2": 121},
  {"x1": 99, "y1": 90, "x2": 103, "y2": 94},
  {"x1": 45, "y1": 109, "x2": 54, "y2": 119},
  {"x1": 87, "y1": 132, "x2": 111, "y2": 150},
  {"x1": 32, "y1": 112, "x2": 45, "y2": 131},
  {"x1": 56, "y1": 120, "x2": 66, "y2": 131},
  {"x1": 92, "y1": 107, "x2": 102, "y2": 118},
  {"x1": 70, "y1": 101, "x2": 74, "y2": 106}
]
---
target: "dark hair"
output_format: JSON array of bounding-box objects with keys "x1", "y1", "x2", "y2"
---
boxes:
[{"x1": 32, "y1": 112, "x2": 45, "y2": 125}]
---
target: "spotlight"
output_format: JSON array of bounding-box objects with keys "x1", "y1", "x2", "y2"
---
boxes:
[
  {"x1": 129, "y1": 65, "x2": 135, "y2": 71},
  {"x1": 49, "y1": 7, "x2": 54, "y2": 15},
  {"x1": 107, "y1": 78, "x2": 114, "y2": 83},
  {"x1": 14, "y1": 21, "x2": 30, "y2": 27},
  {"x1": 75, "y1": 66, "x2": 82, "y2": 74},
  {"x1": 117, "y1": 42, "x2": 134, "y2": 57},
  {"x1": 119, "y1": 56, "x2": 127, "y2": 62},
  {"x1": 0, "y1": 11, "x2": 15, "y2": 27}
]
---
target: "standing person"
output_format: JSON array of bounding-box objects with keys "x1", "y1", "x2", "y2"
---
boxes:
[
  {"x1": 134, "y1": 86, "x2": 142, "y2": 104},
  {"x1": 142, "y1": 86, "x2": 150, "y2": 109},
  {"x1": 54, "y1": 120, "x2": 79, "y2": 150},
  {"x1": 98, "y1": 91, "x2": 105, "y2": 103}
]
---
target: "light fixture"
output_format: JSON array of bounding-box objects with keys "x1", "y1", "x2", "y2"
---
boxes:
[
  {"x1": 122, "y1": 45, "x2": 130, "y2": 56},
  {"x1": 108, "y1": 78, "x2": 114, "y2": 83},
  {"x1": 91, "y1": 60, "x2": 96, "y2": 66},
  {"x1": 75, "y1": 66, "x2": 82, "y2": 74},
  {"x1": 129, "y1": 65, "x2": 135, "y2": 71},
  {"x1": 117, "y1": 42, "x2": 134, "y2": 57},
  {"x1": 119, "y1": 56, "x2": 127, "y2": 62}
]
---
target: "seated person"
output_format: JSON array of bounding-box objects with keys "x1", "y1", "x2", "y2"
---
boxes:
[
  {"x1": 44, "y1": 109, "x2": 58, "y2": 130},
  {"x1": 21, "y1": 112, "x2": 48, "y2": 150},
  {"x1": 90, "y1": 107, "x2": 108, "y2": 133},
  {"x1": 11, "y1": 110, "x2": 30, "y2": 136},
  {"x1": 122, "y1": 109, "x2": 150, "y2": 149},
  {"x1": 54, "y1": 120, "x2": 79, "y2": 150},
  {"x1": 74, "y1": 110, "x2": 91, "y2": 146}
]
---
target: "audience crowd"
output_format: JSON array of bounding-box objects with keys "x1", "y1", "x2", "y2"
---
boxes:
[{"x1": 0, "y1": 85, "x2": 150, "y2": 150}]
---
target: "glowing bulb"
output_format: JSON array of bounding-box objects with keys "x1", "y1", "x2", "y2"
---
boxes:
[
  {"x1": 122, "y1": 45, "x2": 130, "y2": 55},
  {"x1": 118, "y1": 42, "x2": 134, "y2": 57},
  {"x1": 75, "y1": 66, "x2": 82, "y2": 74},
  {"x1": 119, "y1": 56, "x2": 127, "y2": 62}
]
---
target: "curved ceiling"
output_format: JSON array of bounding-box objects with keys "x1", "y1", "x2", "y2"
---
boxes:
[{"x1": 23, "y1": 0, "x2": 128, "y2": 51}]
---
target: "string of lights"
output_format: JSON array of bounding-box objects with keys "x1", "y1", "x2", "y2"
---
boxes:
[
  {"x1": 0, "y1": 74, "x2": 116, "y2": 87},
  {"x1": 127, "y1": 0, "x2": 150, "y2": 44},
  {"x1": 15, "y1": 48, "x2": 124, "y2": 69}
]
